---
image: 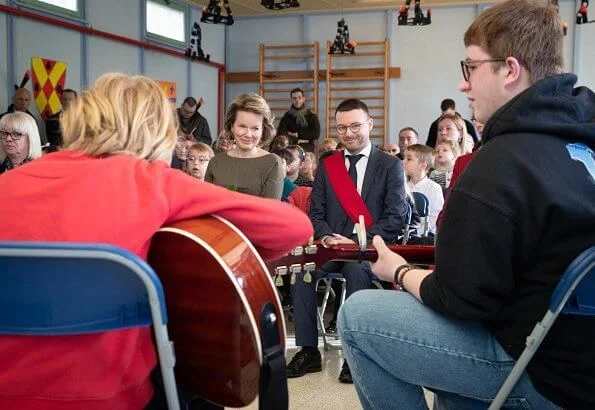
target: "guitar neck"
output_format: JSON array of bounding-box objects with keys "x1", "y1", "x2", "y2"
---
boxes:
[{"x1": 267, "y1": 243, "x2": 434, "y2": 277}]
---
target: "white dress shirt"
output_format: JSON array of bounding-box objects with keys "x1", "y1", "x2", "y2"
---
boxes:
[{"x1": 344, "y1": 142, "x2": 372, "y2": 195}]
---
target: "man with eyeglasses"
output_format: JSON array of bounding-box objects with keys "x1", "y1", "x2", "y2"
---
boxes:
[
  {"x1": 176, "y1": 96, "x2": 212, "y2": 146},
  {"x1": 286, "y1": 98, "x2": 408, "y2": 383},
  {"x1": 338, "y1": 1, "x2": 595, "y2": 409},
  {"x1": 277, "y1": 88, "x2": 321, "y2": 153}
]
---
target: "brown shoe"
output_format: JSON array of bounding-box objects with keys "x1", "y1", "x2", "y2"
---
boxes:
[{"x1": 338, "y1": 361, "x2": 353, "y2": 383}]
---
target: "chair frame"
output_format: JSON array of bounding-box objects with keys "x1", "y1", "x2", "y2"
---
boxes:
[
  {"x1": 489, "y1": 246, "x2": 595, "y2": 409},
  {"x1": 411, "y1": 191, "x2": 430, "y2": 237},
  {"x1": 0, "y1": 242, "x2": 180, "y2": 410}
]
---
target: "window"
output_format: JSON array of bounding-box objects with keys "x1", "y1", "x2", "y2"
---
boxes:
[
  {"x1": 18, "y1": 0, "x2": 83, "y2": 19},
  {"x1": 146, "y1": 0, "x2": 187, "y2": 48}
]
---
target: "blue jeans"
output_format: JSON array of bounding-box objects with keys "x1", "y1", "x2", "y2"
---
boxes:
[{"x1": 338, "y1": 290, "x2": 559, "y2": 410}]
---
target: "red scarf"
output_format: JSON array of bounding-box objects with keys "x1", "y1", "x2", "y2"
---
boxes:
[{"x1": 323, "y1": 151, "x2": 374, "y2": 228}]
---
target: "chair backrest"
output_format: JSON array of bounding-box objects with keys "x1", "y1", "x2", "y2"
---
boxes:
[
  {"x1": 411, "y1": 191, "x2": 429, "y2": 217},
  {"x1": 0, "y1": 241, "x2": 168, "y2": 335},
  {"x1": 551, "y1": 245, "x2": 595, "y2": 316},
  {"x1": 411, "y1": 192, "x2": 430, "y2": 236}
]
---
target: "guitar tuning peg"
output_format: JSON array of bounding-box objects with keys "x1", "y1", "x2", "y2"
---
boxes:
[
  {"x1": 275, "y1": 275, "x2": 284, "y2": 287},
  {"x1": 303, "y1": 271, "x2": 312, "y2": 283},
  {"x1": 290, "y1": 272, "x2": 296, "y2": 285}
]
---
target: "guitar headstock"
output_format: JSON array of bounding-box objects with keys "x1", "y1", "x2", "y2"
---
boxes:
[{"x1": 270, "y1": 244, "x2": 319, "y2": 276}]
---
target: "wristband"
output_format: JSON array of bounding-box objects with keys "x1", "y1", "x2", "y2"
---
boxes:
[{"x1": 394, "y1": 264, "x2": 416, "y2": 289}]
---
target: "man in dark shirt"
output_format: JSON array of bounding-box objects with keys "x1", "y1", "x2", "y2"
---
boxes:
[
  {"x1": 338, "y1": 1, "x2": 595, "y2": 409},
  {"x1": 0, "y1": 87, "x2": 47, "y2": 147},
  {"x1": 176, "y1": 97, "x2": 212, "y2": 145},
  {"x1": 277, "y1": 88, "x2": 320, "y2": 153}
]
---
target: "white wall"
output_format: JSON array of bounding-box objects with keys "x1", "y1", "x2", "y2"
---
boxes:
[
  {"x1": 226, "y1": 1, "x2": 595, "y2": 145},
  {"x1": 1, "y1": 0, "x2": 225, "y2": 138}
]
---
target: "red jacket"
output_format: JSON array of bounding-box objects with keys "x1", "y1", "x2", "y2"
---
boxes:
[
  {"x1": 0, "y1": 151, "x2": 313, "y2": 410},
  {"x1": 435, "y1": 152, "x2": 475, "y2": 230}
]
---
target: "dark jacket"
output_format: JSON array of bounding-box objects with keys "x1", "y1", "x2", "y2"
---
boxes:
[
  {"x1": 177, "y1": 109, "x2": 212, "y2": 146},
  {"x1": 277, "y1": 109, "x2": 320, "y2": 153},
  {"x1": 426, "y1": 116, "x2": 478, "y2": 147},
  {"x1": 45, "y1": 111, "x2": 62, "y2": 147},
  {"x1": 421, "y1": 74, "x2": 595, "y2": 409},
  {"x1": 309, "y1": 146, "x2": 408, "y2": 243}
]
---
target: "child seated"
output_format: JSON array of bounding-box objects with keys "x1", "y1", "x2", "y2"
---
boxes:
[
  {"x1": 429, "y1": 140, "x2": 459, "y2": 189},
  {"x1": 185, "y1": 142, "x2": 214, "y2": 181},
  {"x1": 404, "y1": 144, "x2": 444, "y2": 234}
]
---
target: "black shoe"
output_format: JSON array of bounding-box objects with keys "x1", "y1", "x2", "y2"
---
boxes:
[
  {"x1": 325, "y1": 320, "x2": 337, "y2": 334},
  {"x1": 286, "y1": 349, "x2": 322, "y2": 378},
  {"x1": 338, "y1": 361, "x2": 353, "y2": 383}
]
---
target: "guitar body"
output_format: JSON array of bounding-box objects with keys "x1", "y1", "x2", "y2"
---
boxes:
[{"x1": 148, "y1": 215, "x2": 285, "y2": 407}]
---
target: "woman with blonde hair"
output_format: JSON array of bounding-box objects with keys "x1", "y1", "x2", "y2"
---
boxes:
[
  {"x1": 0, "y1": 111, "x2": 42, "y2": 174},
  {"x1": 0, "y1": 73, "x2": 313, "y2": 410},
  {"x1": 437, "y1": 112, "x2": 472, "y2": 155},
  {"x1": 205, "y1": 93, "x2": 284, "y2": 199}
]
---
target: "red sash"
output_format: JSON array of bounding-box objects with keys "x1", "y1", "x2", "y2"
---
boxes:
[{"x1": 324, "y1": 151, "x2": 374, "y2": 228}]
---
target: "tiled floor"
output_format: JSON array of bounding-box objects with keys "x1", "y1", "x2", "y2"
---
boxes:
[{"x1": 228, "y1": 310, "x2": 434, "y2": 409}]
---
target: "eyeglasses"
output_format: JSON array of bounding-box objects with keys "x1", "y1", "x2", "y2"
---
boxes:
[
  {"x1": 460, "y1": 59, "x2": 506, "y2": 82},
  {"x1": 186, "y1": 156, "x2": 210, "y2": 164},
  {"x1": 0, "y1": 131, "x2": 25, "y2": 140},
  {"x1": 336, "y1": 121, "x2": 368, "y2": 135}
]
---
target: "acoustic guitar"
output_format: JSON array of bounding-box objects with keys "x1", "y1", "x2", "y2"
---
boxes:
[
  {"x1": 148, "y1": 215, "x2": 435, "y2": 407},
  {"x1": 148, "y1": 215, "x2": 284, "y2": 407}
]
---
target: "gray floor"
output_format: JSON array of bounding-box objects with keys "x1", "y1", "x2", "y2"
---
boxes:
[{"x1": 228, "y1": 305, "x2": 434, "y2": 409}]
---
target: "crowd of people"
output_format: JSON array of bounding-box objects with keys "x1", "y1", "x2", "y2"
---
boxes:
[{"x1": 0, "y1": 0, "x2": 593, "y2": 409}]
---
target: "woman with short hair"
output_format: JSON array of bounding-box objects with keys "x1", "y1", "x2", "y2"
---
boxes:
[
  {"x1": 205, "y1": 93, "x2": 284, "y2": 199},
  {"x1": 0, "y1": 112, "x2": 42, "y2": 174}
]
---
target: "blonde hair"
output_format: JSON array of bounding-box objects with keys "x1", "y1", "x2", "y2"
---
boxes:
[
  {"x1": 438, "y1": 113, "x2": 471, "y2": 155},
  {"x1": 435, "y1": 139, "x2": 460, "y2": 159},
  {"x1": 0, "y1": 112, "x2": 42, "y2": 160},
  {"x1": 464, "y1": 0, "x2": 563, "y2": 84},
  {"x1": 61, "y1": 73, "x2": 177, "y2": 162},
  {"x1": 188, "y1": 142, "x2": 215, "y2": 159},
  {"x1": 406, "y1": 144, "x2": 435, "y2": 170},
  {"x1": 321, "y1": 138, "x2": 337, "y2": 150},
  {"x1": 223, "y1": 93, "x2": 275, "y2": 149}
]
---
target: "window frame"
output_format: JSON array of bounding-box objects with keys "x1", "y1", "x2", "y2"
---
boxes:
[
  {"x1": 145, "y1": 0, "x2": 188, "y2": 50},
  {"x1": 17, "y1": 0, "x2": 84, "y2": 20}
]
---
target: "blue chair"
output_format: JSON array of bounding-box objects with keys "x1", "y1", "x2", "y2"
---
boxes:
[
  {"x1": 0, "y1": 241, "x2": 180, "y2": 410},
  {"x1": 489, "y1": 246, "x2": 595, "y2": 409},
  {"x1": 411, "y1": 191, "x2": 430, "y2": 237}
]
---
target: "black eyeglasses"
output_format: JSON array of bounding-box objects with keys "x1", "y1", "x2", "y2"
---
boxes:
[
  {"x1": 460, "y1": 59, "x2": 506, "y2": 82},
  {"x1": 336, "y1": 120, "x2": 369, "y2": 135},
  {"x1": 0, "y1": 131, "x2": 25, "y2": 141}
]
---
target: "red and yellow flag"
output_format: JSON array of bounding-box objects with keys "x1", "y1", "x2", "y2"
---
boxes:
[{"x1": 31, "y1": 57, "x2": 67, "y2": 120}]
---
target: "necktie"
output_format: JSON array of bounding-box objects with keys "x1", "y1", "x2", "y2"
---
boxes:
[{"x1": 347, "y1": 154, "x2": 364, "y2": 186}]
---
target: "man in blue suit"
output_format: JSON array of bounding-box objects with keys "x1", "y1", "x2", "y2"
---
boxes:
[{"x1": 286, "y1": 98, "x2": 408, "y2": 382}]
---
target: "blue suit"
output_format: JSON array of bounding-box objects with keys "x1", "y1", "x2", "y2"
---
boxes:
[{"x1": 292, "y1": 146, "x2": 408, "y2": 347}]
